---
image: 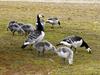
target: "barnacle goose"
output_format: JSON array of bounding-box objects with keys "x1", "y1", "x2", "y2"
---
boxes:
[
  {"x1": 7, "y1": 21, "x2": 25, "y2": 35},
  {"x1": 46, "y1": 17, "x2": 61, "y2": 28},
  {"x1": 57, "y1": 35, "x2": 92, "y2": 53},
  {"x1": 21, "y1": 14, "x2": 45, "y2": 48},
  {"x1": 53, "y1": 46, "x2": 73, "y2": 64},
  {"x1": 36, "y1": 16, "x2": 45, "y2": 30},
  {"x1": 34, "y1": 40, "x2": 54, "y2": 56}
]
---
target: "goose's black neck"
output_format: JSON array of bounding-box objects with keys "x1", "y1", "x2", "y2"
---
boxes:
[
  {"x1": 80, "y1": 40, "x2": 89, "y2": 49},
  {"x1": 37, "y1": 15, "x2": 40, "y2": 22},
  {"x1": 36, "y1": 15, "x2": 44, "y2": 31}
]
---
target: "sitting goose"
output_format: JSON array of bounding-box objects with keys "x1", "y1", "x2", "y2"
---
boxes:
[
  {"x1": 46, "y1": 17, "x2": 61, "y2": 28},
  {"x1": 56, "y1": 35, "x2": 92, "y2": 53},
  {"x1": 21, "y1": 14, "x2": 45, "y2": 48}
]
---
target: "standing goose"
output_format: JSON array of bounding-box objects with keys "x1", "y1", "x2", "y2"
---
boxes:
[
  {"x1": 34, "y1": 40, "x2": 54, "y2": 56},
  {"x1": 53, "y1": 46, "x2": 73, "y2": 65},
  {"x1": 56, "y1": 35, "x2": 92, "y2": 53},
  {"x1": 21, "y1": 14, "x2": 45, "y2": 48},
  {"x1": 46, "y1": 17, "x2": 61, "y2": 28}
]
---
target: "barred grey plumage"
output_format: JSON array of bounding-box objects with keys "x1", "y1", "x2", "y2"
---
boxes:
[
  {"x1": 54, "y1": 46, "x2": 73, "y2": 64},
  {"x1": 7, "y1": 21, "x2": 25, "y2": 35},
  {"x1": 21, "y1": 24, "x2": 34, "y2": 35},
  {"x1": 24, "y1": 30, "x2": 42, "y2": 44},
  {"x1": 34, "y1": 40, "x2": 54, "y2": 56}
]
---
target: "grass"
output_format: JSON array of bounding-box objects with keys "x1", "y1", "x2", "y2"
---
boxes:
[{"x1": 0, "y1": 1, "x2": 100, "y2": 75}]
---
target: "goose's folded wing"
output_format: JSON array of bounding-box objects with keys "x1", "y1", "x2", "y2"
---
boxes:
[{"x1": 25, "y1": 30, "x2": 41, "y2": 42}]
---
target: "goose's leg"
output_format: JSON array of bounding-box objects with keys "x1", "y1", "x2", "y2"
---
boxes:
[
  {"x1": 51, "y1": 24, "x2": 54, "y2": 28},
  {"x1": 42, "y1": 48, "x2": 45, "y2": 56},
  {"x1": 70, "y1": 46, "x2": 73, "y2": 49},
  {"x1": 73, "y1": 47, "x2": 77, "y2": 54},
  {"x1": 18, "y1": 30, "x2": 22, "y2": 35},
  {"x1": 68, "y1": 58, "x2": 73, "y2": 65},
  {"x1": 38, "y1": 51, "x2": 40, "y2": 56},
  {"x1": 70, "y1": 46, "x2": 77, "y2": 54},
  {"x1": 30, "y1": 44, "x2": 33, "y2": 47},
  {"x1": 29, "y1": 44, "x2": 33, "y2": 50},
  {"x1": 58, "y1": 22, "x2": 61, "y2": 28},
  {"x1": 24, "y1": 31, "x2": 27, "y2": 37},
  {"x1": 68, "y1": 51, "x2": 73, "y2": 65},
  {"x1": 7, "y1": 27, "x2": 9, "y2": 31},
  {"x1": 12, "y1": 30, "x2": 16, "y2": 36},
  {"x1": 59, "y1": 25, "x2": 61, "y2": 28},
  {"x1": 62, "y1": 58, "x2": 65, "y2": 64}
]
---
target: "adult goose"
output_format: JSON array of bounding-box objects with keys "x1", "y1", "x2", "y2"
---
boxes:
[
  {"x1": 56, "y1": 35, "x2": 92, "y2": 53},
  {"x1": 46, "y1": 17, "x2": 61, "y2": 28},
  {"x1": 21, "y1": 14, "x2": 45, "y2": 48}
]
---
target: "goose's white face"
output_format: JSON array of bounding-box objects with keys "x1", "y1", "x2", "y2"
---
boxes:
[
  {"x1": 86, "y1": 48, "x2": 92, "y2": 53},
  {"x1": 39, "y1": 14, "x2": 44, "y2": 18}
]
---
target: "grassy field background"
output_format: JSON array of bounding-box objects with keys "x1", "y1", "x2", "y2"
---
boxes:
[{"x1": 0, "y1": 1, "x2": 100, "y2": 75}]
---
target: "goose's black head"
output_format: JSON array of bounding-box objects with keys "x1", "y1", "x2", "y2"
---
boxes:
[
  {"x1": 58, "y1": 21, "x2": 60, "y2": 25},
  {"x1": 36, "y1": 14, "x2": 44, "y2": 31}
]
